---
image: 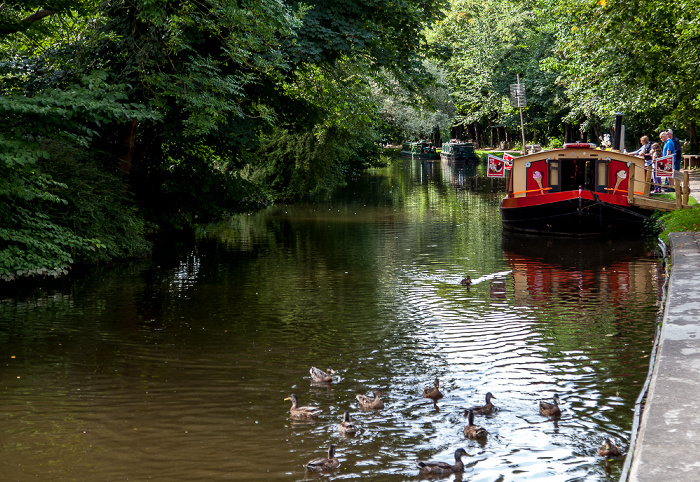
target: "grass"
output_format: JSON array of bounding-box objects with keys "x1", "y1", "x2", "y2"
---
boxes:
[{"x1": 656, "y1": 201, "x2": 700, "y2": 243}]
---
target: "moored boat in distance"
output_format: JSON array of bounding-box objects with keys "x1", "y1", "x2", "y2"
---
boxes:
[
  {"x1": 400, "y1": 141, "x2": 439, "y2": 160},
  {"x1": 440, "y1": 141, "x2": 478, "y2": 162},
  {"x1": 500, "y1": 143, "x2": 654, "y2": 236}
]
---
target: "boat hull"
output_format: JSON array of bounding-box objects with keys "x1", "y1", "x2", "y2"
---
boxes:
[
  {"x1": 500, "y1": 190, "x2": 653, "y2": 236},
  {"x1": 400, "y1": 151, "x2": 439, "y2": 160},
  {"x1": 440, "y1": 152, "x2": 477, "y2": 162}
]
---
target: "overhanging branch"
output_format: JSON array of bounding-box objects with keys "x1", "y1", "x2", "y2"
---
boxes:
[{"x1": 22, "y1": 8, "x2": 56, "y2": 24}]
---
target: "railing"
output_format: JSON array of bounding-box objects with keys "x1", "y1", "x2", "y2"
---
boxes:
[{"x1": 627, "y1": 164, "x2": 693, "y2": 211}]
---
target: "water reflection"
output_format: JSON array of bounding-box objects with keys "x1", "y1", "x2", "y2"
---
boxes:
[{"x1": 0, "y1": 157, "x2": 660, "y2": 480}]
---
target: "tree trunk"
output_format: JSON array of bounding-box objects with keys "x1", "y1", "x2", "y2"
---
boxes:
[
  {"x1": 117, "y1": 118, "x2": 138, "y2": 175},
  {"x1": 689, "y1": 121, "x2": 697, "y2": 154}
]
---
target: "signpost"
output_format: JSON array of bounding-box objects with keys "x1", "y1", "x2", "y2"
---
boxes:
[{"x1": 510, "y1": 75, "x2": 527, "y2": 154}]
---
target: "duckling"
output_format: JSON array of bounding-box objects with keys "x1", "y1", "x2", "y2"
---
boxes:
[
  {"x1": 598, "y1": 438, "x2": 622, "y2": 457},
  {"x1": 463, "y1": 409, "x2": 488, "y2": 439},
  {"x1": 338, "y1": 410, "x2": 357, "y2": 435},
  {"x1": 309, "y1": 366, "x2": 335, "y2": 383},
  {"x1": 460, "y1": 276, "x2": 472, "y2": 286},
  {"x1": 539, "y1": 393, "x2": 561, "y2": 417},
  {"x1": 284, "y1": 393, "x2": 322, "y2": 418},
  {"x1": 356, "y1": 389, "x2": 385, "y2": 409},
  {"x1": 467, "y1": 392, "x2": 496, "y2": 415},
  {"x1": 423, "y1": 378, "x2": 444, "y2": 403},
  {"x1": 417, "y1": 448, "x2": 468, "y2": 474},
  {"x1": 304, "y1": 444, "x2": 340, "y2": 473}
]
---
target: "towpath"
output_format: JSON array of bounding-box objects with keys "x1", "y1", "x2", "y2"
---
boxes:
[{"x1": 627, "y1": 231, "x2": 700, "y2": 481}]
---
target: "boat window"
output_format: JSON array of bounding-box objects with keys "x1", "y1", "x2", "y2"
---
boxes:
[
  {"x1": 549, "y1": 161, "x2": 560, "y2": 192},
  {"x1": 595, "y1": 160, "x2": 608, "y2": 192}
]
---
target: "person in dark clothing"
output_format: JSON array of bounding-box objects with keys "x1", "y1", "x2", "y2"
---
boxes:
[{"x1": 667, "y1": 129, "x2": 682, "y2": 170}]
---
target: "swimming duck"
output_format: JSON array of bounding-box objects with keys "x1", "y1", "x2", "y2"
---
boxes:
[
  {"x1": 284, "y1": 393, "x2": 322, "y2": 418},
  {"x1": 598, "y1": 438, "x2": 622, "y2": 457},
  {"x1": 463, "y1": 409, "x2": 488, "y2": 439},
  {"x1": 423, "y1": 378, "x2": 444, "y2": 403},
  {"x1": 417, "y1": 448, "x2": 468, "y2": 474},
  {"x1": 460, "y1": 276, "x2": 472, "y2": 286},
  {"x1": 356, "y1": 389, "x2": 385, "y2": 409},
  {"x1": 304, "y1": 444, "x2": 340, "y2": 473},
  {"x1": 467, "y1": 392, "x2": 496, "y2": 415},
  {"x1": 338, "y1": 410, "x2": 357, "y2": 435},
  {"x1": 539, "y1": 393, "x2": 561, "y2": 417},
  {"x1": 309, "y1": 366, "x2": 335, "y2": 383}
]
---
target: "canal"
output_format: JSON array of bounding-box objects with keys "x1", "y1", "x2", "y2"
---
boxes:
[{"x1": 0, "y1": 157, "x2": 662, "y2": 480}]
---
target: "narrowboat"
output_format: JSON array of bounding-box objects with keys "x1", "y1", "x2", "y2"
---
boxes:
[
  {"x1": 500, "y1": 143, "x2": 654, "y2": 236},
  {"x1": 440, "y1": 141, "x2": 478, "y2": 162},
  {"x1": 400, "y1": 141, "x2": 439, "y2": 160}
]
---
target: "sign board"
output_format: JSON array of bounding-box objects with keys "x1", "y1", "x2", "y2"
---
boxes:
[
  {"x1": 487, "y1": 154, "x2": 505, "y2": 178},
  {"x1": 509, "y1": 83, "x2": 526, "y2": 108},
  {"x1": 503, "y1": 152, "x2": 515, "y2": 170},
  {"x1": 655, "y1": 154, "x2": 674, "y2": 178}
]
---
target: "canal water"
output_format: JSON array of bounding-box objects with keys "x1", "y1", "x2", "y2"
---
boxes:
[{"x1": 0, "y1": 158, "x2": 662, "y2": 480}]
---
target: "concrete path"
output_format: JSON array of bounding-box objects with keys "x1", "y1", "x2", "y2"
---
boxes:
[
  {"x1": 689, "y1": 170, "x2": 700, "y2": 203},
  {"x1": 627, "y1": 232, "x2": 700, "y2": 481}
]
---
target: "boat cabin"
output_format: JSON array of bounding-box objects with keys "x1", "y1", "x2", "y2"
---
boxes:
[
  {"x1": 507, "y1": 144, "x2": 646, "y2": 198},
  {"x1": 440, "y1": 141, "x2": 477, "y2": 162}
]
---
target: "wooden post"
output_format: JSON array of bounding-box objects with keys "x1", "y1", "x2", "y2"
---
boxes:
[
  {"x1": 683, "y1": 170, "x2": 690, "y2": 207},
  {"x1": 644, "y1": 166, "x2": 651, "y2": 196},
  {"x1": 628, "y1": 164, "x2": 635, "y2": 204},
  {"x1": 675, "y1": 176, "x2": 682, "y2": 209}
]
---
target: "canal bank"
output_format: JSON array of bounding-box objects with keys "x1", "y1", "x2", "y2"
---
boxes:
[{"x1": 626, "y1": 231, "x2": 700, "y2": 481}]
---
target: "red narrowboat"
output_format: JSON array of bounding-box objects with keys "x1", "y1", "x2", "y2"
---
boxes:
[{"x1": 500, "y1": 143, "x2": 654, "y2": 236}]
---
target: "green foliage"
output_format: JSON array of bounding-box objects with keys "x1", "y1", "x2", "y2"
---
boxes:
[
  {"x1": 255, "y1": 126, "x2": 380, "y2": 200},
  {"x1": 656, "y1": 206, "x2": 700, "y2": 243},
  {"x1": 287, "y1": 0, "x2": 441, "y2": 86},
  {"x1": 36, "y1": 141, "x2": 152, "y2": 262},
  {"x1": 0, "y1": 160, "x2": 103, "y2": 281},
  {"x1": 134, "y1": 142, "x2": 272, "y2": 230},
  {"x1": 375, "y1": 62, "x2": 456, "y2": 144},
  {"x1": 0, "y1": 0, "x2": 445, "y2": 282},
  {"x1": 542, "y1": 0, "x2": 700, "y2": 144}
]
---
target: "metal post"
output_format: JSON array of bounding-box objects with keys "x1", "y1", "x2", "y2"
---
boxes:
[
  {"x1": 518, "y1": 74, "x2": 526, "y2": 154},
  {"x1": 613, "y1": 113, "x2": 623, "y2": 151}
]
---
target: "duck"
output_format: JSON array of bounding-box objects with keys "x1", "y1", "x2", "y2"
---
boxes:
[
  {"x1": 467, "y1": 392, "x2": 496, "y2": 415},
  {"x1": 539, "y1": 393, "x2": 561, "y2": 417},
  {"x1": 423, "y1": 378, "x2": 444, "y2": 403},
  {"x1": 284, "y1": 393, "x2": 322, "y2": 418},
  {"x1": 304, "y1": 444, "x2": 340, "y2": 473},
  {"x1": 463, "y1": 409, "x2": 488, "y2": 439},
  {"x1": 338, "y1": 410, "x2": 357, "y2": 435},
  {"x1": 598, "y1": 438, "x2": 622, "y2": 457},
  {"x1": 460, "y1": 276, "x2": 472, "y2": 286},
  {"x1": 356, "y1": 389, "x2": 385, "y2": 409},
  {"x1": 309, "y1": 366, "x2": 335, "y2": 383},
  {"x1": 417, "y1": 448, "x2": 468, "y2": 474}
]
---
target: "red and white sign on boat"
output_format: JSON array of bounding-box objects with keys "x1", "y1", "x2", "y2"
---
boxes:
[
  {"x1": 487, "y1": 154, "x2": 505, "y2": 178},
  {"x1": 503, "y1": 152, "x2": 514, "y2": 170},
  {"x1": 655, "y1": 154, "x2": 674, "y2": 177}
]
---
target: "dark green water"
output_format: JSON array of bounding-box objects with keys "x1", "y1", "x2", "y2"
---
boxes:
[{"x1": 0, "y1": 158, "x2": 661, "y2": 480}]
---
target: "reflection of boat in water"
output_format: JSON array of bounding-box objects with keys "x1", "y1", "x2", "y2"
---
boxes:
[
  {"x1": 502, "y1": 234, "x2": 661, "y2": 302},
  {"x1": 440, "y1": 141, "x2": 478, "y2": 162},
  {"x1": 401, "y1": 141, "x2": 439, "y2": 160},
  {"x1": 500, "y1": 144, "x2": 654, "y2": 236},
  {"x1": 502, "y1": 233, "x2": 655, "y2": 270}
]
